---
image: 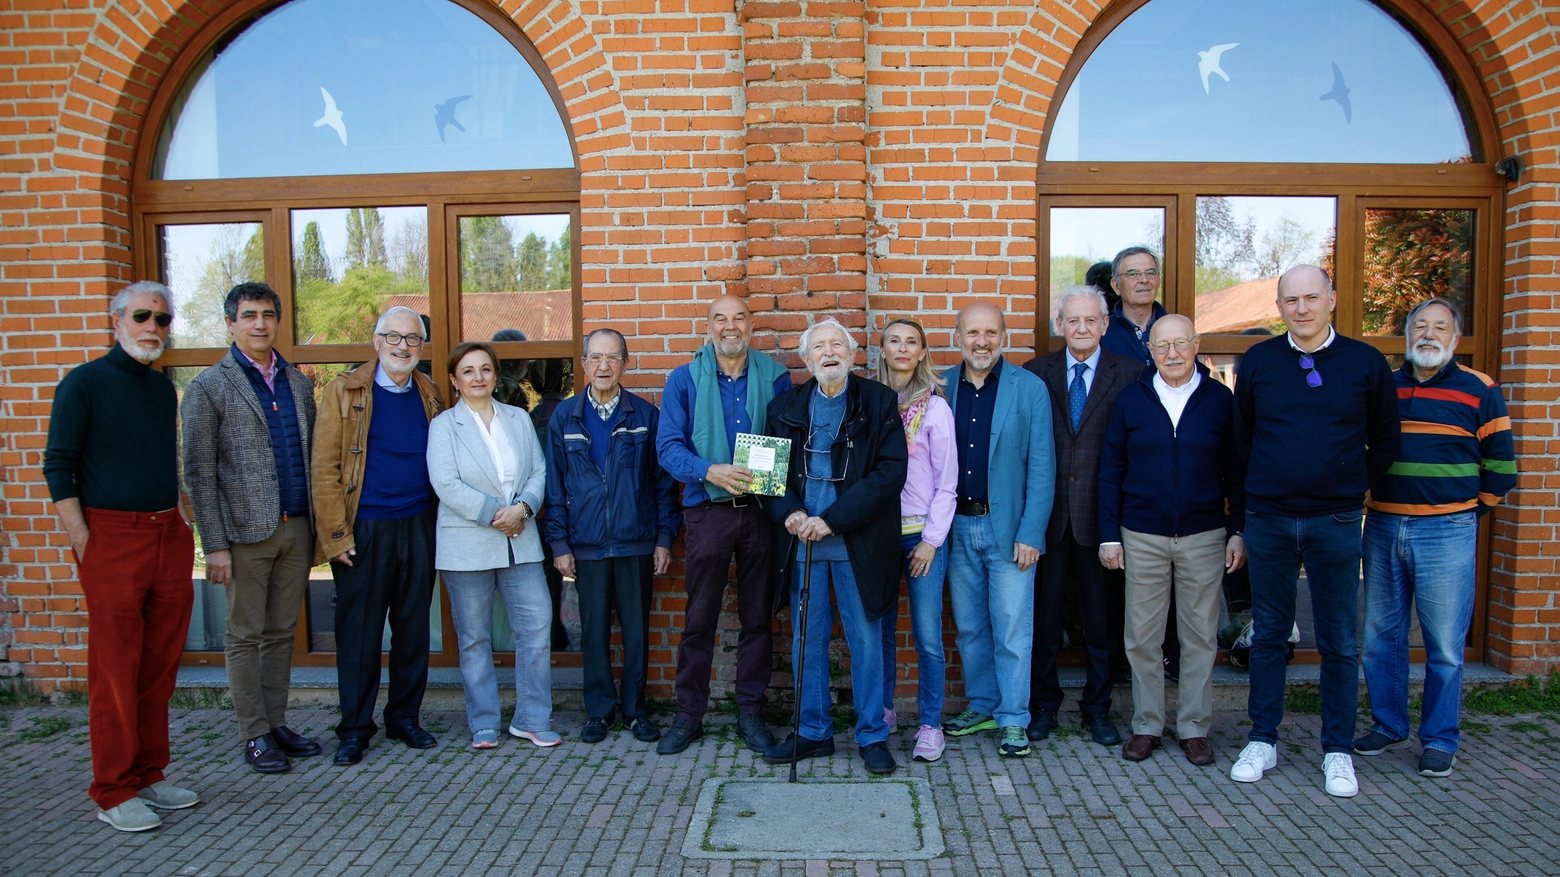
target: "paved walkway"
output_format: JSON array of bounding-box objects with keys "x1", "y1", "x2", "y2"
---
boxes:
[{"x1": 2, "y1": 704, "x2": 1557, "y2": 876}]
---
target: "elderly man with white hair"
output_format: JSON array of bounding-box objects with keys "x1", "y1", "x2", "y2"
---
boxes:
[
  {"x1": 760, "y1": 318, "x2": 908, "y2": 775},
  {"x1": 312, "y1": 305, "x2": 444, "y2": 765}
]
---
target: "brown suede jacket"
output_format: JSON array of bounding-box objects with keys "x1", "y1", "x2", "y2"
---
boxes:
[{"x1": 310, "y1": 361, "x2": 443, "y2": 563}]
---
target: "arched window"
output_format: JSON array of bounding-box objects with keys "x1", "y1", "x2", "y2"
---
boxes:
[
  {"x1": 136, "y1": 0, "x2": 581, "y2": 667},
  {"x1": 1038, "y1": 0, "x2": 1505, "y2": 660}
]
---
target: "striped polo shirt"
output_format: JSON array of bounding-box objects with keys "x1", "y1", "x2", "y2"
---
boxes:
[{"x1": 1367, "y1": 360, "x2": 1516, "y2": 516}]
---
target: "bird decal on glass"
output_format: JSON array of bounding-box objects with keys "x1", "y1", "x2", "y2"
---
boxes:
[
  {"x1": 1197, "y1": 43, "x2": 1238, "y2": 94},
  {"x1": 314, "y1": 87, "x2": 348, "y2": 146},
  {"x1": 1320, "y1": 62, "x2": 1352, "y2": 123},
  {"x1": 435, "y1": 95, "x2": 472, "y2": 143}
]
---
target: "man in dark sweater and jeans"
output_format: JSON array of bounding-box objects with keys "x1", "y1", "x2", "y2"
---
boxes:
[
  {"x1": 45, "y1": 280, "x2": 200, "y2": 832},
  {"x1": 1228, "y1": 265, "x2": 1400, "y2": 799}
]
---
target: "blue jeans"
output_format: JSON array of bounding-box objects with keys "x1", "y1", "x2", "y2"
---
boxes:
[
  {"x1": 442, "y1": 563, "x2": 553, "y2": 734},
  {"x1": 792, "y1": 559, "x2": 888, "y2": 745},
  {"x1": 1244, "y1": 510, "x2": 1363, "y2": 754},
  {"x1": 947, "y1": 514, "x2": 1036, "y2": 728},
  {"x1": 1362, "y1": 510, "x2": 1477, "y2": 754},
  {"x1": 880, "y1": 533, "x2": 950, "y2": 727}
]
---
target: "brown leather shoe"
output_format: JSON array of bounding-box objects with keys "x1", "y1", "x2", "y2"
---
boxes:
[
  {"x1": 1121, "y1": 734, "x2": 1160, "y2": 761},
  {"x1": 1179, "y1": 736, "x2": 1215, "y2": 766}
]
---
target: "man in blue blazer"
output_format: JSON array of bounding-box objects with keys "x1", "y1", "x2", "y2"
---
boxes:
[{"x1": 939, "y1": 302, "x2": 1056, "y2": 758}]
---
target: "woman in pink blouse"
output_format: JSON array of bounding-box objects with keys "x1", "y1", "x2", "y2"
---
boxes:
[{"x1": 877, "y1": 318, "x2": 959, "y2": 762}]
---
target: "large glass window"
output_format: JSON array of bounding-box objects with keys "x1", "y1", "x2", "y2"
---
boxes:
[
  {"x1": 138, "y1": 0, "x2": 581, "y2": 668},
  {"x1": 1039, "y1": 0, "x2": 1502, "y2": 661}
]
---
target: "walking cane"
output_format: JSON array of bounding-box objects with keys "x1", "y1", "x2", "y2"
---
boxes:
[{"x1": 790, "y1": 538, "x2": 814, "y2": 784}]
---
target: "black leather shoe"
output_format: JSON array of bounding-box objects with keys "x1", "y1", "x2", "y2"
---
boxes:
[
  {"x1": 333, "y1": 737, "x2": 367, "y2": 766},
  {"x1": 385, "y1": 723, "x2": 438, "y2": 750},
  {"x1": 1082, "y1": 713, "x2": 1123, "y2": 747},
  {"x1": 581, "y1": 717, "x2": 610, "y2": 744},
  {"x1": 270, "y1": 725, "x2": 322, "y2": 758},
  {"x1": 630, "y1": 716, "x2": 662, "y2": 743},
  {"x1": 245, "y1": 733, "x2": 291, "y2": 774},
  {"x1": 762, "y1": 733, "x2": 835, "y2": 764},
  {"x1": 656, "y1": 717, "x2": 704, "y2": 755},
  {"x1": 861, "y1": 741, "x2": 896, "y2": 775},
  {"x1": 736, "y1": 712, "x2": 776, "y2": 754},
  {"x1": 1027, "y1": 710, "x2": 1058, "y2": 742}
]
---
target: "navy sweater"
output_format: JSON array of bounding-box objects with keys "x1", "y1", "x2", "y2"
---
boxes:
[
  {"x1": 1098, "y1": 366, "x2": 1244, "y2": 543},
  {"x1": 357, "y1": 383, "x2": 434, "y2": 520},
  {"x1": 1233, "y1": 333, "x2": 1400, "y2": 516}
]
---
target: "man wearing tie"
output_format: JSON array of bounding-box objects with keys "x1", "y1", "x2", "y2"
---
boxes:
[{"x1": 1023, "y1": 286, "x2": 1142, "y2": 746}]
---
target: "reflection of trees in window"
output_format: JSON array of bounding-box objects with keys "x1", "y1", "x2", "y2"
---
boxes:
[
  {"x1": 170, "y1": 225, "x2": 265, "y2": 348},
  {"x1": 295, "y1": 221, "x2": 332, "y2": 282},
  {"x1": 295, "y1": 209, "x2": 427, "y2": 345},
  {"x1": 462, "y1": 216, "x2": 516, "y2": 293},
  {"x1": 391, "y1": 215, "x2": 428, "y2": 285},
  {"x1": 345, "y1": 208, "x2": 387, "y2": 269},
  {"x1": 1363, "y1": 208, "x2": 1472, "y2": 335}
]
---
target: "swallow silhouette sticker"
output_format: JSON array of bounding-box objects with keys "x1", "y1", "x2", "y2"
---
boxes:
[
  {"x1": 314, "y1": 87, "x2": 348, "y2": 146},
  {"x1": 1320, "y1": 62, "x2": 1352, "y2": 123},
  {"x1": 1198, "y1": 43, "x2": 1238, "y2": 94},
  {"x1": 435, "y1": 95, "x2": 472, "y2": 143}
]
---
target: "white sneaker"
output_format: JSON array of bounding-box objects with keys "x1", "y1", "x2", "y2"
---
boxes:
[
  {"x1": 97, "y1": 798, "x2": 162, "y2": 832},
  {"x1": 136, "y1": 781, "x2": 199, "y2": 810},
  {"x1": 1229, "y1": 741, "x2": 1277, "y2": 783},
  {"x1": 1323, "y1": 751, "x2": 1358, "y2": 798},
  {"x1": 912, "y1": 725, "x2": 945, "y2": 762}
]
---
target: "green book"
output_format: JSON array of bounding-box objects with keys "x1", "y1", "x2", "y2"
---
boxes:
[{"x1": 733, "y1": 433, "x2": 791, "y2": 497}]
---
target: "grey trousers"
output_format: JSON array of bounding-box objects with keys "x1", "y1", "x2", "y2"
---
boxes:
[
  {"x1": 225, "y1": 515, "x2": 314, "y2": 740},
  {"x1": 1121, "y1": 526, "x2": 1224, "y2": 739}
]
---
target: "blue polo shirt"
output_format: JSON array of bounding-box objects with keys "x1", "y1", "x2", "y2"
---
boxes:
[{"x1": 954, "y1": 363, "x2": 1001, "y2": 505}]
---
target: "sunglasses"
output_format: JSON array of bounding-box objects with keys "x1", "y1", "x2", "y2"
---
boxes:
[
  {"x1": 131, "y1": 309, "x2": 173, "y2": 328},
  {"x1": 1299, "y1": 353, "x2": 1323, "y2": 388}
]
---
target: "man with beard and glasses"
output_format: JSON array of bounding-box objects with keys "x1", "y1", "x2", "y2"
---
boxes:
[
  {"x1": 45, "y1": 281, "x2": 200, "y2": 832},
  {"x1": 1229, "y1": 265, "x2": 1400, "y2": 799},
  {"x1": 1355, "y1": 297, "x2": 1514, "y2": 778},
  {"x1": 312, "y1": 305, "x2": 444, "y2": 765},
  {"x1": 655, "y1": 295, "x2": 792, "y2": 756}
]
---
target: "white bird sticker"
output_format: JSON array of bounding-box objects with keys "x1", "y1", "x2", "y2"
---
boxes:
[
  {"x1": 1197, "y1": 43, "x2": 1239, "y2": 94},
  {"x1": 314, "y1": 87, "x2": 347, "y2": 146}
]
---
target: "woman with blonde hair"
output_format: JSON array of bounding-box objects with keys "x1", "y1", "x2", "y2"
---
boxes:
[{"x1": 876, "y1": 318, "x2": 958, "y2": 761}]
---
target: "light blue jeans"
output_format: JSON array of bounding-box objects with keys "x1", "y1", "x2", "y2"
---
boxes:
[
  {"x1": 792, "y1": 559, "x2": 888, "y2": 745},
  {"x1": 947, "y1": 514, "x2": 1036, "y2": 728},
  {"x1": 442, "y1": 563, "x2": 553, "y2": 735},
  {"x1": 881, "y1": 532, "x2": 950, "y2": 727},
  {"x1": 1362, "y1": 510, "x2": 1478, "y2": 754}
]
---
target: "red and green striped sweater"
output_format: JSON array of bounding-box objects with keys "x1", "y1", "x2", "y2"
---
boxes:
[{"x1": 1366, "y1": 361, "x2": 1516, "y2": 516}]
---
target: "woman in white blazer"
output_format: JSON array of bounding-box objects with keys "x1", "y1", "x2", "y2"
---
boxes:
[{"x1": 427, "y1": 341, "x2": 558, "y2": 749}]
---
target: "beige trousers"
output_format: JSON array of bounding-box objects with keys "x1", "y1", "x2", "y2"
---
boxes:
[
  {"x1": 1121, "y1": 526, "x2": 1224, "y2": 739},
  {"x1": 225, "y1": 515, "x2": 314, "y2": 740}
]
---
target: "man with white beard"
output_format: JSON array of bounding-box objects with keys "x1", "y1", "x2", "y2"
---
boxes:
[
  {"x1": 45, "y1": 281, "x2": 200, "y2": 831},
  {"x1": 1355, "y1": 297, "x2": 1515, "y2": 778}
]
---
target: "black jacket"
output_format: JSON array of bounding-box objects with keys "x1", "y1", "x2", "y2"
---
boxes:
[{"x1": 764, "y1": 373, "x2": 908, "y2": 621}]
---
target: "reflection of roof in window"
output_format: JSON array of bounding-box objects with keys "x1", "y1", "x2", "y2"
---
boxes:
[
  {"x1": 382, "y1": 289, "x2": 573, "y2": 343},
  {"x1": 1195, "y1": 276, "x2": 1280, "y2": 334}
]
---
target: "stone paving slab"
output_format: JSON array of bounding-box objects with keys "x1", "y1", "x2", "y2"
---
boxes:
[
  {"x1": 683, "y1": 777, "x2": 943, "y2": 860},
  {"x1": 1, "y1": 704, "x2": 1557, "y2": 876}
]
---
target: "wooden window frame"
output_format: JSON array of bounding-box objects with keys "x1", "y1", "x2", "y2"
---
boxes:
[{"x1": 1037, "y1": 0, "x2": 1508, "y2": 665}]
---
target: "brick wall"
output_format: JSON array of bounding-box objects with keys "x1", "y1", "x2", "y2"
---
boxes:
[{"x1": 1, "y1": 0, "x2": 1557, "y2": 698}]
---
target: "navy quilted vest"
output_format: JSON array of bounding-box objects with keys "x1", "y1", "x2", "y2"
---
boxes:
[{"x1": 234, "y1": 347, "x2": 310, "y2": 518}]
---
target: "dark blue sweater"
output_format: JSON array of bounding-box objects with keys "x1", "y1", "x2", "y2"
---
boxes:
[
  {"x1": 1098, "y1": 366, "x2": 1244, "y2": 542},
  {"x1": 357, "y1": 382, "x2": 433, "y2": 520},
  {"x1": 1233, "y1": 333, "x2": 1400, "y2": 516}
]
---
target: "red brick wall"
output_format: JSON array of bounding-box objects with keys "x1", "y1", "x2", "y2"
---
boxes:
[{"x1": 1, "y1": 0, "x2": 1556, "y2": 697}]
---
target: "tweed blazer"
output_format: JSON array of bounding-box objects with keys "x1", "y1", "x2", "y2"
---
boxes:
[
  {"x1": 426, "y1": 400, "x2": 547, "y2": 572},
  {"x1": 1023, "y1": 347, "x2": 1142, "y2": 548},
  {"x1": 182, "y1": 351, "x2": 317, "y2": 553}
]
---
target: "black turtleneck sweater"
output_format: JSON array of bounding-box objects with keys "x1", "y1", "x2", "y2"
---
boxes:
[{"x1": 44, "y1": 344, "x2": 180, "y2": 512}]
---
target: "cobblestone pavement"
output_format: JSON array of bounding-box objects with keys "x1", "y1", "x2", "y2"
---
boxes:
[{"x1": 2, "y1": 704, "x2": 1557, "y2": 876}]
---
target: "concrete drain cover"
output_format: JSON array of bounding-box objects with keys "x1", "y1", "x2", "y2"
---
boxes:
[{"x1": 682, "y1": 777, "x2": 944, "y2": 860}]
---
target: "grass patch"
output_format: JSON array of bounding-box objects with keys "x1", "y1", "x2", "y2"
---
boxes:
[
  {"x1": 1285, "y1": 685, "x2": 1322, "y2": 715},
  {"x1": 18, "y1": 715, "x2": 72, "y2": 743},
  {"x1": 1510, "y1": 720, "x2": 1547, "y2": 735},
  {"x1": 0, "y1": 679, "x2": 50, "y2": 707},
  {"x1": 1462, "y1": 719, "x2": 1492, "y2": 735},
  {"x1": 169, "y1": 688, "x2": 233, "y2": 710},
  {"x1": 1464, "y1": 672, "x2": 1560, "y2": 716}
]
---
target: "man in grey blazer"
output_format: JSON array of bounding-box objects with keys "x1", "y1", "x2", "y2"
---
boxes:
[
  {"x1": 1023, "y1": 285, "x2": 1140, "y2": 747},
  {"x1": 182, "y1": 283, "x2": 321, "y2": 773},
  {"x1": 939, "y1": 302, "x2": 1056, "y2": 758}
]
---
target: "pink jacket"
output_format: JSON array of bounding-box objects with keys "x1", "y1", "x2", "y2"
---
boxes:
[{"x1": 900, "y1": 393, "x2": 958, "y2": 547}]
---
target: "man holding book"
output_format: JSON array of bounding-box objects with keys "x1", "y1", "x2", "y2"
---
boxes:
[
  {"x1": 655, "y1": 295, "x2": 792, "y2": 756},
  {"x1": 760, "y1": 318, "x2": 908, "y2": 774}
]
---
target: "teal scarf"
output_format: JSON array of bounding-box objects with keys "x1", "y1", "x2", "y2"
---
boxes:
[{"x1": 690, "y1": 343, "x2": 788, "y2": 502}]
